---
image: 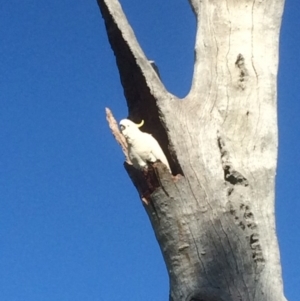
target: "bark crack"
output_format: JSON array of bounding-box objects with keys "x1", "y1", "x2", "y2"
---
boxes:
[
  {"x1": 228, "y1": 201, "x2": 265, "y2": 275},
  {"x1": 209, "y1": 17, "x2": 220, "y2": 114},
  {"x1": 219, "y1": 220, "x2": 250, "y2": 301},
  {"x1": 250, "y1": 0, "x2": 262, "y2": 152},
  {"x1": 217, "y1": 134, "x2": 249, "y2": 187},
  {"x1": 172, "y1": 182, "x2": 214, "y2": 288},
  {"x1": 235, "y1": 54, "x2": 248, "y2": 90},
  {"x1": 225, "y1": 0, "x2": 233, "y2": 84},
  {"x1": 208, "y1": 220, "x2": 235, "y2": 297},
  {"x1": 250, "y1": 0, "x2": 259, "y2": 83}
]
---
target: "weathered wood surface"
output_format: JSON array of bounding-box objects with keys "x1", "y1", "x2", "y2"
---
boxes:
[{"x1": 98, "y1": 0, "x2": 287, "y2": 300}]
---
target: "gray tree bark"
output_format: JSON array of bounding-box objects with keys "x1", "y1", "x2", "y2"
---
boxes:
[{"x1": 98, "y1": 0, "x2": 287, "y2": 300}]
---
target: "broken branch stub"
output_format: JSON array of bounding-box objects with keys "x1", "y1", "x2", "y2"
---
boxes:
[{"x1": 105, "y1": 107, "x2": 131, "y2": 164}]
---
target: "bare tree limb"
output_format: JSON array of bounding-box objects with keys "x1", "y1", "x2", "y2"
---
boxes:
[{"x1": 105, "y1": 107, "x2": 131, "y2": 164}]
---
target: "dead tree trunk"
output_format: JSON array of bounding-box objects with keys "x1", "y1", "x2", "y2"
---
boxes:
[{"x1": 98, "y1": 0, "x2": 286, "y2": 300}]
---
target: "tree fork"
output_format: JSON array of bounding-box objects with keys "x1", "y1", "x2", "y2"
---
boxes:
[{"x1": 98, "y1": 0, "x2": 286, "y2": 300}]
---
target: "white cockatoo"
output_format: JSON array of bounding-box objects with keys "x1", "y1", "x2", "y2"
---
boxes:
[{"x1": 119, "y1": 119, "x2": 171, "y2": 172}]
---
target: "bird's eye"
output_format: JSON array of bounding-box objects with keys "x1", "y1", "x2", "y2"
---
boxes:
[{"x1": 120, "y1": 125, "x2": 125, "y2": 131}]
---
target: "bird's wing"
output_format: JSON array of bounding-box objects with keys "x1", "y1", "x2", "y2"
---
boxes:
[{"x1": 145, "y1": 134, "x2": 171, "y2": 172}]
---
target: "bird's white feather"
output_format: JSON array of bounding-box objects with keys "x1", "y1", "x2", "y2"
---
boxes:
[{"x1": 119, "y1": 119, "x2": 171, "y2": 172}]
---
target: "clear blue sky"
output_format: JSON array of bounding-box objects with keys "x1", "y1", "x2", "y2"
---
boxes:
[{"x1": 0, "y1": 1, "x2": 299, "y2": 300}]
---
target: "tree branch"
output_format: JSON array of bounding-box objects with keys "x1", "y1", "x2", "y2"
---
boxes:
[
  {"x1": 98, "y1": 0, "x2": 169, "y2": 116},
  {"x1": 105, "y1": 107, "x2": 131, "y2": 164},
  {"x1": 98, "y1": 0, "x2": 182, "y2": 175}
]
